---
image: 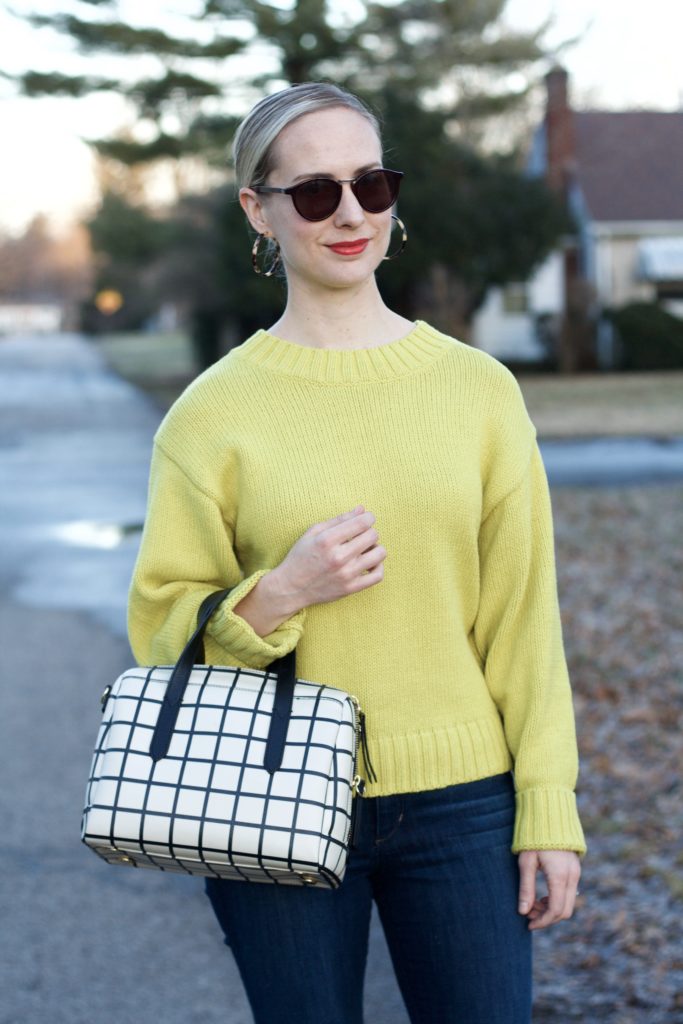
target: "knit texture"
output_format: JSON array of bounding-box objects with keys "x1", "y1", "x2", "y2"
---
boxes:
[{"x1": 128, "y1": 319, "x2": 587, "y2": 855}]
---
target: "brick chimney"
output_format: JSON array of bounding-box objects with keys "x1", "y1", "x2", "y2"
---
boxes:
[{"x1": 544, "y1": 65, "x2": 576, "y2": 196}]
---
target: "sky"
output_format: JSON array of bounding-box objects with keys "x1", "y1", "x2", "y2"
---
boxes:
[{"x1": 1, "y1": 0, "x2": 682, "y2": 236}]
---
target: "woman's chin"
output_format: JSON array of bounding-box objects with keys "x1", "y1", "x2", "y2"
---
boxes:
[{"x1": 301, "y1": 257, "x2": 383, "y2": 292}]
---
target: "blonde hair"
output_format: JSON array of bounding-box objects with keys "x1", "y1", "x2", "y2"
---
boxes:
[{"x1": 232, "y1": 82, "x2": 383, "y2": 190}]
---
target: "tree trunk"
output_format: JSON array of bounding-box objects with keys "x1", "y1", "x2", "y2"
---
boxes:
[
  {"x1": 558, "y1": 277, "x2": 599, "y2": 373},
  {"x1": 190, "y1": 308, "x2": 224, "y2": 370},
  {"x1": 414, "y1": 263, "x2": 474, "y2": 343}
]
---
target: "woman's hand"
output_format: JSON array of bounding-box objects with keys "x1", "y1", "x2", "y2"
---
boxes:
[
  {"x1": 517, "y1": 849, "x2": 581, "y2": 930},
  {"x1": 231, "y1": 506, "x2": 386, "y2": 637},
  {"x1": 271, "y1": 505, "x2": 387, "y2": 611}
]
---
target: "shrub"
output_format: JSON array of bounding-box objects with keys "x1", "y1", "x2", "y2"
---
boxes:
[{"x1": 604, "y1": 301, "x2": 683, "y2": 370}]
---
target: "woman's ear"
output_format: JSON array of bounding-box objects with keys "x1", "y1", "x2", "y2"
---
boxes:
[{"x1": 239, "y1": 188, "x2": 271, "y2": 236}]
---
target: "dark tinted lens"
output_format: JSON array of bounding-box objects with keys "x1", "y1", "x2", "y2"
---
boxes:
[
  {"x1": 292, "y1": 178, "x2": 342, "y2": 220},
  {"x1": 354, "y1": 169, "x2": 401, "y2": 213}
]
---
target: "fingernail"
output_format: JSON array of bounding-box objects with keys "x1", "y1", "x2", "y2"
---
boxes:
[{"x1": 519, "y1": 901, "x2": 529, "y2": 913}]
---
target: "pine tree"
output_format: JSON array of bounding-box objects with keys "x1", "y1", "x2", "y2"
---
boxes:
[
  {"x1": 6, "y1": 0, "x2": 581, "y2": 356},
  {"x1": 8, "y1": 1, "x2": 578, "y2": 169}
]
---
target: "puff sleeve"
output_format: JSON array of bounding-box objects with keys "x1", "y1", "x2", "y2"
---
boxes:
[
  {"x1": 127, "y1": 442, "x2": 306, "y2": 669},
  {"x1": 474, "y1": 381, "x2": 586, "y2": 855}
]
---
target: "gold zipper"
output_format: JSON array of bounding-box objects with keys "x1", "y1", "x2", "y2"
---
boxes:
[
  {"x1": 345, "y1": 695, "x2": 366, "y2": 850},
  {"x1": 349, "y1": 693, "x2": 377, "y2": 784}
]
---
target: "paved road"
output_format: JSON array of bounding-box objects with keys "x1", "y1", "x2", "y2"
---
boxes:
[
  {"x1": 2, "y1": 332, "x2": 682, "y2": 1024},
  {"x1": 540, "y1": 434, "x2": 683, "y2": 486}
]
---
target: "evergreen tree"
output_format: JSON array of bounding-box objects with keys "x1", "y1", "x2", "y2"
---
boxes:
[
  {"x1": 9, "y1": 0, "x2": 577, "y2": 166},
  {"x1": 7, "y1": 0, "x2": 580, "y2": 358}
]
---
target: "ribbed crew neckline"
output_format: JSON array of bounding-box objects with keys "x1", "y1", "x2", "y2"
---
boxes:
[{"x1": 232, "y1": 319, "x2": 453, "y2": 383}]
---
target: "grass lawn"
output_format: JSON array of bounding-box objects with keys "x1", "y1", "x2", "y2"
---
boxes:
[
  {"x1": 92, "y1": 330, "x2": 200, "y2": 411},
  {"x1": 92, "y1": 330, "x2": 683, "y2": 437},
  {"x1": 518, "y1": 370, "x2": 683, "y2": 438}
]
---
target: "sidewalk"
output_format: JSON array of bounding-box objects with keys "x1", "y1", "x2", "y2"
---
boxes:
[{"x1": 0, "y1": 333, "x2": 409, "y2": 1024}]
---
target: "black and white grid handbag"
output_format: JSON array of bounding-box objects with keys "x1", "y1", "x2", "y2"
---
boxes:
[{"x1": 81, "y1": 587, "x2": 376, "y2": 889}]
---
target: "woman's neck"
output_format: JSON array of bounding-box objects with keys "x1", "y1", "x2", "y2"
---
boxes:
[{"x1": 267, "y1": 278, "x2": 414, "y2": 350}]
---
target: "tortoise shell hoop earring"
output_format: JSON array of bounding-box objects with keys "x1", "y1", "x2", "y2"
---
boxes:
[
  {"x1": 383, "y1": 214, "x2": 408, "y2": 261},
  {"x1": 251, "y1": 234, "x2": 281, "y2": 277}
]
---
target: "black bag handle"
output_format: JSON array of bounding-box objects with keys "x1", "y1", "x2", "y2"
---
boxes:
[{"x1": 149, "y1": 587, "x2": 297, "y2": 775}]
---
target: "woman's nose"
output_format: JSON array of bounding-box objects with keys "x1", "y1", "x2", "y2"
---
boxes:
[{"x1": 333, "y1": 182, "x2": 366, "y2": 226}]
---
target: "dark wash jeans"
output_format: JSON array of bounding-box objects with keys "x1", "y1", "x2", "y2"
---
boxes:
[{"x1": 204, "y1": 771, "x2": 532, "y2": 1024}]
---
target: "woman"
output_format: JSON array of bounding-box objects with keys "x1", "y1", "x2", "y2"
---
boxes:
[{"x1": 128, "y1": 82, "x2": 586, "y2": 1024}]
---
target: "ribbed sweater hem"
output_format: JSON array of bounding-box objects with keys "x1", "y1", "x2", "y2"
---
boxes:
[
  {"x1": 360, "y1": 717, "x2": 513, "y2": 798},
  {"x1": 360, "y1": 719, "x2": 587, "y2": 855}
]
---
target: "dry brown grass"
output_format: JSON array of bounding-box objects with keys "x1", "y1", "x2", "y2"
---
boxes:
[
  {"x1": 533, "y1": 482, "x2": 683, "y2": 1021},
  {"x1": 518, "y1": 371, "x2": 683, "y2": 438}
]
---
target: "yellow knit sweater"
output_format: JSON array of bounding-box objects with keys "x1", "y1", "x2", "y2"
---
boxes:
[{"x1": 128, "y1": 319, "x2": 586, "y2": 855}]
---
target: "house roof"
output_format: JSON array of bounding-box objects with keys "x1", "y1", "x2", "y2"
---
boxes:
[{"x1": 574, "y1": 111, "x2": 683, "y2": 222}]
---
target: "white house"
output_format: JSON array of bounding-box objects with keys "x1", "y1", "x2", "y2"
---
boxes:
[{"x1": 473, "y1": 66, "x2": 683, "y2": 366}]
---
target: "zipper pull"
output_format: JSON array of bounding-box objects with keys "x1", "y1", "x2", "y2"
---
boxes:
[
  {"x1": 358, "y1": 710, "x2": 378, "y2": 784},
  {"x1": 349, "y1": 790, "x2": 364, "y2": 848}
]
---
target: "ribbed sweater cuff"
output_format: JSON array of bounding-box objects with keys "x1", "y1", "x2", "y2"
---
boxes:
[
  {"x1": 208, "y1": 570, "x2": 306, "y2": 669},
  {"x1": 512, "y1": 788, "x2": 587, "y2": 856}
]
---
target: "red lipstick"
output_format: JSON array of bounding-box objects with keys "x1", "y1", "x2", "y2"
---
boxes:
[{"x1": 327, "y1": 239, "x2": 369, "y2": 255}]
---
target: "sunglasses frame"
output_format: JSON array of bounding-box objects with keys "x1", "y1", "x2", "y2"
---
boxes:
[{"x1": 251, "y1": 167, "x2": 404, "y2": 222}]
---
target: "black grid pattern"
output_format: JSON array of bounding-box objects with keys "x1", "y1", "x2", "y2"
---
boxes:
[{"x1": 81, "y1": 666, "x2": 358, "y2": 889}]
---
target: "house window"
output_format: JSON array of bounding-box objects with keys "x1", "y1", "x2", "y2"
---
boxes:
[{"x1": 502, "y1": 282, "x2": 529, "y2": 314}]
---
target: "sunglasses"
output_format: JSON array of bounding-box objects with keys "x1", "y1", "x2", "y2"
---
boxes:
[{"x1": 252, "y1": 167, "x2": 404, "y2": 222}]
